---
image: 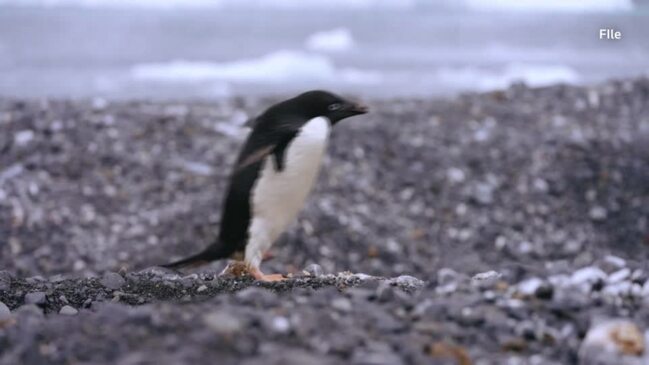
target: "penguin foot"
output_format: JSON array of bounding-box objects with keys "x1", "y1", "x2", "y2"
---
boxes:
[
  {"x1": 220, "y1": 261, "x2": 249, "y2": 277},
  {"x1": 249, "y1": 267, "x2": 287, "y2": 282}
]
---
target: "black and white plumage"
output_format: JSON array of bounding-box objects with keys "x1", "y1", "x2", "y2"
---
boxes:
[{"x1": 163, "y1": 90, "x2": 368, "y2": 281}]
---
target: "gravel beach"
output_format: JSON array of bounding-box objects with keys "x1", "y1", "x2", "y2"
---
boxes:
[{"x1": 1, "y1": 78, "x2": 648, "y2": 364}]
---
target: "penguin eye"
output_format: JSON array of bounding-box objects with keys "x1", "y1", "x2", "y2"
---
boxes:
[{"x1": 328, "y1": 103, "x2": 342, "y2": 111}]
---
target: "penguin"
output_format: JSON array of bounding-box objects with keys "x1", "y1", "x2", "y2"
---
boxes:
[{"x1": 162, "y1": 90, "x2": 368, "y2": 281}]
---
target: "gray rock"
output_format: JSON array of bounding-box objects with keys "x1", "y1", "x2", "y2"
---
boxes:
[
  {"x1": 0, "y1": 301, "x2": 11, "y2": 321},
  {"x1": 304, "y1": 263, "x2": 324, "y2": 277},
  {"x1": 388, "y1": 275, "x2": 425, "y2": 290},
  {"x1": 196, "y1": 285, "x2": 208, "y2": 293},
  {"x1": 24, "y1": 291, "x2": 46, "y2": 305},
  {"x1": 331, "y1": 297, "x2": 353, "y2": 312},
  {"x1": 242, "y1": 350, "x2": 335, "y2": 365},
  {"x1": 351, "y1": 350, "x2": 404, "y2": 365},
  {"x1": 471, "y1": 270, "x2": 501, "y2": 282},
  {"x1": 14, "y1": 304, "x2": 43, "y2": 317},
  {"x1": 235, "y1": 287, "x2": 279, "y2": 306},
  {"x1": 100, "y1": 272, "x2": 126, "y2": 290},
  {"x1": 204, "y1": 311, "x2": 243, "y2": 334},
  {"x1": 438, "y1": 268, "x2": 463, "y2": 285},
  {"x1": 266, "y1": 315, "x2": 291, "y2": 334},
  {"x1": 472, "y1": 182, "x2": 495, "y2": 205},
  {"x1": 25, "y1": 275, "x2": 46, "y2": 284},
  {"x1": 59, "y1": 305, "x2": 78, "y2": 316},
  {"x1": 0, "y1": 270, "x2": 12, "y2": 291},
  {"x1": 375, "y1": 282, "x2": 396, "y2": 302},
  {"x1": 589, "y1": 206, "x2": 608, "y2": 221}
]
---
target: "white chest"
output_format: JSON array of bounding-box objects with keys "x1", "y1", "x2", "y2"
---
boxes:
[{"x1": 249, "y1": 116, "x2": 330, "y2": 244}]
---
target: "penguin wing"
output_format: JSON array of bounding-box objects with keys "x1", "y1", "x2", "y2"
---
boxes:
[{"x1": 234, "y1": 125, "x2": 300, "y2": 173}]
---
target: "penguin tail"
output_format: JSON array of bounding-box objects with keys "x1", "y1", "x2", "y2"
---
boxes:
[{"x1": 161, "y1": 246, "x2": 227, "y2": 270}]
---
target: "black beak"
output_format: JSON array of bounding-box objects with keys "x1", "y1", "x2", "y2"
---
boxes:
[{"x1": 348, "y1": 102, "x2": 369, "y2": 115}]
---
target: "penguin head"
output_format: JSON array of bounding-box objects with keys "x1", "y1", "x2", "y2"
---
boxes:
[{"x1": 290, "y1": 90, "x2": 368, "y2": 124}]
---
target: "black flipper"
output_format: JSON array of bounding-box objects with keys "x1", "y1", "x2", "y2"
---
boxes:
[{"x1": 272, "y1": 130, "x2": 298, "y2": 172}]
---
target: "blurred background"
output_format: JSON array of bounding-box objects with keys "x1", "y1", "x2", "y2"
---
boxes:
[{"x1": 0, "y1": 0, "x2": 647, "y2": 100}]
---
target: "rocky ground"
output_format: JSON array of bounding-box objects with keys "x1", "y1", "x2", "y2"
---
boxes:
[{"x1": 0, "y1": 78, "x2": 648, "y2": 364}]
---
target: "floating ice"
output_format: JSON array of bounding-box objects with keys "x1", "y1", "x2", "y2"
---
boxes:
[
  {"x1": 436, "y1": 63, "x2": 580, "y2": 92},
  {"x1": 131, "y1": 51, "x2": 333, "y2": 83},
  {"x1": 131, "y1": 50, "x2": 381, "y2": 85}
]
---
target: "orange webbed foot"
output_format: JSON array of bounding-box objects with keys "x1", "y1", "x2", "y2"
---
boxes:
[{"x1": 249, "y1": 267, "x2": 287, "y2": 282}]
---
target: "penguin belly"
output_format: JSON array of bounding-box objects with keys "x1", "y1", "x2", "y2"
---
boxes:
[{"x1": 245, "y1": 116, "x2": 331, "y2": 268}]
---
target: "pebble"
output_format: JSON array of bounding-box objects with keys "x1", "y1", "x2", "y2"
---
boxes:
[
  {"x1": 196, "y1": 285, "x2": 208, "y2": 293},
  {"x1": 472, "y1": 270, "x2": 502, "y2": 288},
  {"x1": 235, "y1": 287, "x2": 279, "y2": 306},
  {"x1": 447, "y1": 167, "x2": 466, "y2": 184},
  {"x1": 100, "y1": 272, "x2": 126, "y2": 290},
  {"x1": 304, "y1": 263, "x2": 324, "y2": 277},
  {"x1": 204, "y1": 311, "x2": 243, "y2": 335},
  {"x1": 14, "y1": 304, "x2": 43, "y2": 317},
  {"x1": 269, "y1": 316, "x2": 291, "y2": 334},
  {"x1": 517, "y1": 278, "x2": 544, "y2": 296},
  {"x1": 438, "y1": 268, "x2": 462, "y2": 285},
  {"x1": 24, "y1": 291, "x2": 47, "y2": 305},
  {"x1": 388, "y1": 275, "x2": 425, "y2": 290},
  {"x1": 579, "y1": 319, "x2": 647, "y2": 365},
  {"x1": 0, "y1": 270, "x2": 12, "y2": 291},
  {"x1": 351, "y1": 351, "x2": 404, "y2": 365},
  {"x1": 14, "y1": 130, "x2": 35, "y2": 146},
  {"x1": 59, "y1": 305, "x2": 78, "y2": 316},
  {"x1": 570, "y1": 267, "x2": 607, "y2": 288},
  {"x1": 589, "y1": 206, "x2": 608, "y2": 221},
  {"x1": 0, "y1": 301, "x2": 11, "y2": 321},
  {"x1": 607, "y1": 269, "x2": 631, "y2": 284},
  {"x1": 331, "y1": 297, "x2": 353, "y2": 312},
  {"x1": 603, "y1": 255, "x2": 627, "y2": 270},
  {"x1": 473, "y1": 183, "x2": 495, "y2": 205}
]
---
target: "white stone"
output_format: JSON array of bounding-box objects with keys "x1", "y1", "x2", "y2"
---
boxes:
[
  {"x1": 271, "y1": 316, "x2": 291, "y2": 334},
  {"x1": 570, "y1": 266, "x2": 607, "y2": 287},
  {"x1": 517, "y1": 277, "x2": 544, "y2": 296},
  {"x1": 446, "y1": 167, "x2": 466, "y2": 184},
  {"x1": 607, "y1": 268, "x2": 631, "y2": 284},
  {"x1": 14, "y1": 130, "x2": 34, "y2": 146},
  {"x1": 589, "y1": 206, "x2": 608, "y2": 221},
  {"x1": 604, "y1": 255, "x2": 626, "y2": 269},
  {"x1": 472, "y1": 270, "x2": 502, "y2": 282},
  {"x1": 389, "y1": 275, "x2": 425, "y2": 289}
]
